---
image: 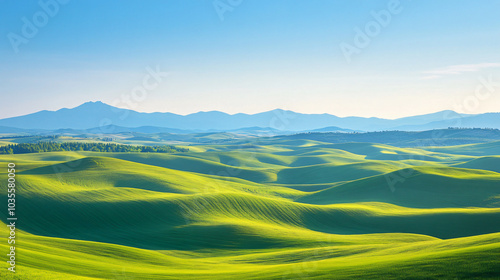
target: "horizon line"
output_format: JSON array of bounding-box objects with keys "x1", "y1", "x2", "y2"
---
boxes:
[{"x1": 2, "y1": 100, "x2": 495, "y2": 121}]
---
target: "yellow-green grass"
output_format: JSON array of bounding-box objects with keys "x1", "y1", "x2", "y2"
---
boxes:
[
  {"x1": 1, "y1": 157, "x2": 499, "y2": 248},
  {"x1": 276, "y1": 161, "x2": 405, "y2": 184},
  {"x1": 271, "y1": 142, "x2": 468, "y2": 162},
  {"x1": 0, "y1": 140, "x2": 15, "y2": 146},
  {"x1": 455, "y1": 156, "x2": 500, "y2": 173},
  {"x1": 0, "y1": 224, "x2": 499, "y2": 279},
  {"x1": 424, "y1": 140, "x2": 500, "y2": 156},
  {"x1": 299, "y1": 166, "x2": 500, "y2": 208},
  {"x1": 0, "y1": 140, "x2": 499, "y2": 279}
]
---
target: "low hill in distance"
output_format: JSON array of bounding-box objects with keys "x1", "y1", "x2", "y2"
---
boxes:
[
  {"x1": 272, "y1": 128, "x2": 500, "y2": 147},
  {"x1": 2, "y1": 128, "x2": 500, "y2": 147}
]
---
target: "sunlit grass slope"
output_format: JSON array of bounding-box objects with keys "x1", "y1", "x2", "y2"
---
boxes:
[
  {"x1": 0, "y1": 223, "x2": 499, "y2": 279},
  {"x1": 425, "y1": 140, "x2": 500, "y2": 156},
  {"x1": 455, "y1": 156, "x2": 500, "y2": 173},
  {"x1": 299, "y1": 166, "x2": 500, "y2": 208},
  {"x1": 0, "y1": 140, "x2": 499, "y2": 279}
]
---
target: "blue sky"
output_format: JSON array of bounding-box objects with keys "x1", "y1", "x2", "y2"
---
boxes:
[{"x1": 1, "y1": 0, "x2": 500, "y2": 119}]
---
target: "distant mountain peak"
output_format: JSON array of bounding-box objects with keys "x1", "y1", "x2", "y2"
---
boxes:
[
  {"x1": 193, "y1": 110, "x2": 229, "y2": 115},
  {"x1": 68, "y1": 101, "x2": 119, "y2": 112},
  {"x1": 0, "y1": 101, "x2": 499, "y2": 131},
  {"x1": 76, "y1": 101, "x2": 110, "y2": 107}
]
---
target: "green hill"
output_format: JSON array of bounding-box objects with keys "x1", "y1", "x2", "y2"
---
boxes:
[
  {"x1": 299, "y1": 166, "x2": 500, "y2": 208},
  {"x1": 0, "y1": 140, "x2": 499, "y2": 279},
  {"x1": 455, "y1": 156, "x2": 500, "y2": 173},
  {"x1": 276, "y1": 161, "x2": 404, "y2": 184}
]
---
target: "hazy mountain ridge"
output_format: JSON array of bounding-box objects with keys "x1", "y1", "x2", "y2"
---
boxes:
[{"x1": 0, "y1": 101, "x2": 495, "y2": 132}]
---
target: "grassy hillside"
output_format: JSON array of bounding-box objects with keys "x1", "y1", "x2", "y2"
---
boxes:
[
  {"x1": 298, "y1": 166, "x2": 500, "y2": 208},
  {"x1": 272, "y1": 128, "x2": 500, "y2": 147},
  {"x1": 0, "y1": 140, "x2": 499, "y2": 279},
  {"x1": 455, "y1": 156, "x2": 500, "y2": 173}
]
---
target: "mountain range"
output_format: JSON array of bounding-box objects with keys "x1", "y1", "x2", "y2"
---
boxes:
[{"x1": 0, "y1": 101, "x2": 498, "y2": 133}]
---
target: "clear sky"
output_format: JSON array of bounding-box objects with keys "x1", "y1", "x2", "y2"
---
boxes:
[{"x1": 1, "y1": 0, "x2": 500, "y2": 119}]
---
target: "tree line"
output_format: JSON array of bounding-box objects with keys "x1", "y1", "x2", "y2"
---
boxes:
[{"x1": 0, "y1": 142, "x2": 188, "y2": 154}]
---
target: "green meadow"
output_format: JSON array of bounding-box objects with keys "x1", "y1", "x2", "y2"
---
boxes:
[{"x1": 1, "y1": 139, "x2": 499, "y2": 279}]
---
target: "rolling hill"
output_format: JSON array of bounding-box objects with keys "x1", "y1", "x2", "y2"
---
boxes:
[{"x1": 0, "y1": 139, "x2": 499, "y2": 279}]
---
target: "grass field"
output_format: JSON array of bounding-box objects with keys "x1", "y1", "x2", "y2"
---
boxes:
[{"x1": 0, "y1": 140, "x2": 499, "y2": 279}]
